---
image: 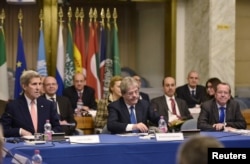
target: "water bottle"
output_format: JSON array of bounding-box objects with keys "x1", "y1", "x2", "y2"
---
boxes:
[
  {"x1": 31, "y1": 149, "x2": 42, "y2": 164},
  {"x1": 44, "y1": 119, "x2": 52, "y2": 141},
  {"x1": 158, "y1": 116, "x2": 168, "y2": 133},
  {"x1": 75, "y1": 98, "x2": 83, "y2": 116}
]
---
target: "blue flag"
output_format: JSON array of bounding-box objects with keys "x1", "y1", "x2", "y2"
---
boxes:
[
  {"x1": 14, "y1": 28, "x2": 27, "y2": 99},
  {"x1": 37, "y1": 28, "x2": 48, "y2": 76}
]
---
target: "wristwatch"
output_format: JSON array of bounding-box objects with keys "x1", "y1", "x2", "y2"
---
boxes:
[{"x1": 224, "y1": 122, "x2": 227, "y2": 127}]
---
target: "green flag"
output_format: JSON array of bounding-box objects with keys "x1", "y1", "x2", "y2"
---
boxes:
[
  {"x1": 0, "y1": 25, "x2": 9, "y2": 101},
  {"x1": 112, "y1": 18, "x2": 121, "y2": 75}
]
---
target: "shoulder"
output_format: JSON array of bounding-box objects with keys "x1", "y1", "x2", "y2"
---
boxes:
[
  {"x1": 151, "y1": 96, "x2": 165, "y2": 102},
  {"x1": 84, "y1": 85, "x2": 95, "y2": 92},
  {"x1": 176, "y1": 84, "x2": 188, "y2": 91},
  {"x1": 197, "y1": 85, "x2": 206, "y2": 90}
]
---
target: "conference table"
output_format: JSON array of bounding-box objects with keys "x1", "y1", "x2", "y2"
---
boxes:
[{"x1": 4, "y1": 132, "x2": 250, "y2": 164}]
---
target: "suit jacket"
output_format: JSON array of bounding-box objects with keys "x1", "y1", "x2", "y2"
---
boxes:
[
  {"x1": 140, "y1": 92, "x2": 150, "y2": 102},
  {"x1": 62, "y1": 85, "x2": 97, "y2": 111},
  {"x1": 0, "y1": 95, "x2": 62, "y2": 137},
  {"x1": 176, "y1": 84, "x2": 207, "y2": 108},
  {"x1": 150, "y1": 95, "x2": 193, "y2": 123},
  {"x1": 107, "y1": 98, "x2": 160, "y2": 134},
  {"x1": 42, "y1": 95, "x2": 76, "y2": 135},
  {"x1": 197, "y1": 99, "x2": 246, "y2": 131}
]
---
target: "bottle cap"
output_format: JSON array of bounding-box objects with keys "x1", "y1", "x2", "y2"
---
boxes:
[{"x1": 35, "y1": 149, "x2": 40, "y2": 154}]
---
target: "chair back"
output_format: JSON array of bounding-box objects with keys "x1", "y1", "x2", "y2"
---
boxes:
[
  {"x1": 241, "y1": 109, "x2": 250, "y2": 129},
  {"x1": 180, "y1": 119, "x2": 198, "y2": 130}
]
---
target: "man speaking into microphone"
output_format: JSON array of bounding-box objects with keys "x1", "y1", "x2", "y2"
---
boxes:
[{"x1": 0, "y1": 70, "x2": 62, "y2": 137}]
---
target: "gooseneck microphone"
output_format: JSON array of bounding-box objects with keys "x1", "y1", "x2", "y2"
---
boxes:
[{"x1": 2, "y1": 147, "x2": 22, "y2": 164}]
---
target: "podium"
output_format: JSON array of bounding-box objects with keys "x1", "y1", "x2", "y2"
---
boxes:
[{"x1": 74, "y1": 115, "x2": 94, "y2": 134}]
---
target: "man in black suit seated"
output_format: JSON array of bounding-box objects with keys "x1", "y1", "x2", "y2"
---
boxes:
[
  {"x1": 176, "y1": 71, "x2": 207, "y2": 108},
  {"x1": 63, "y1": 73, "x2": 97, "y2": 113},
  {"x1": 0, "y1": 70, "x2": 62, "y2": 137},
  {"x1": 133, "y1": 75, "x2": 150, "y2": 102},
  {"x1": 151, "y1": 77, "x2": 193, "y2": 132},
  {"x1": 107, "y1": 76, "x2": 160, "y2": 134},
  {"x1": 198, "y1": 82, "x2": 246, "y2": 131},
  {"x1": 42, "y1": 76, "x2": 77, "y2": 135}
]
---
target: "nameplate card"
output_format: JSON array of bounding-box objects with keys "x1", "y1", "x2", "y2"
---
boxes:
[
  {"x1": 69, "y1": 135, "x2": 100, "y2": 144},
  {"x1": 155, "y1": 133, "x2": 184, "y2": 141}
]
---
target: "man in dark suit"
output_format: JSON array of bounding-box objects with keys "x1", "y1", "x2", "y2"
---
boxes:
[
  {"x1": 151, "y1": 77, "x2": 193, "y2": 131},
  {"x1": 43, "y1": 76, "x2": 77, "y2": 135},
  {"x1": 198, "y1": 82, "x2": 246, "y2": 131},
  {"x1": 133, "y1": 75, "x2": 150, "y2": 102},
  {"x1": 0, "y1": 70, "x2": 62, "y2": 137},
  {"x1": 176, "y1": 71, "x2": 207, "y2": 108},
  {"x1": 63, "y1": 73, "x2": 97, "y2": 112},
  {"x1": 107, "y1": 77, "x2": 159, "y2": 134}
]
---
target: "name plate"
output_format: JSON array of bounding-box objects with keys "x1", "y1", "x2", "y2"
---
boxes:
[
  {"x1": 155, "y1": 133, "x2": 184, "y2": 141},
  {"x1": 69, "y1": 135, "x2": 100, "y2": 144}
]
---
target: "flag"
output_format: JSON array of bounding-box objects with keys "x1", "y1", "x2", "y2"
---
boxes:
[
  {"x1": 0, "y1": 24, "x2": 9, "y2": 101},
  {"x1": 14, "y1": 27, "x2": 27, "y2": 99},
  {"x1": 79, "y1": 16, "x2": 86, "y2": 76},
  {"x1": 86, "y1": 21, "x2": 101, "y2": 99},
  {"x1": 64, "y1": 21, "x2": 75, "y2": 88},
  {"x1": 112, "y1": 21, "x2": 121, "y2": 75},
  {"x1": 56, "y1": 24, "x2": 64, "y2": 95},
  {"x1": 73, "y1": 19, "x2": 82, "y2": 73},
  {"x1": 36, "y1": 27, "x2": 48, "y2": 76},
  {"x1": 103, "y1": 18, "x2": 113, "y2": 98},
  {"x1": 99, "y1": 24, "x2": 106, "y2": 98}
]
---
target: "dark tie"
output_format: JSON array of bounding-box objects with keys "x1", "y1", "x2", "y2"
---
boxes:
[
  {"x1": 78, "y1": 91, "x2": 82, "y2": 99},
  {"x1": 51, "y1": 97, "x2": 57, "y2": 112},
  {"x1": 170, "y1": 98, "x2": 177, "y2": 115},
  {"x1": 219, "y1": 107, "x2": 225, "y2": 123},
  {"x1": 191, "y1": 90, "x2": 195, "y2": 97}
]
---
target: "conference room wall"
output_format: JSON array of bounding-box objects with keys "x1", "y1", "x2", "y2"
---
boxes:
[{"x1": 0, "y1": 0, "x2": 249, "y2": 97}]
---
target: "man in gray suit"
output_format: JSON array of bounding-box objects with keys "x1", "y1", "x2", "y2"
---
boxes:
[
  {"x1": 198, "y1": 82, "x2": 246, "y2": 131},
  {"x1": 151, "y1": 77, "x2": 193, "y2": 131}
]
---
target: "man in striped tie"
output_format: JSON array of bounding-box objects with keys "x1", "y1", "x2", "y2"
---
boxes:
[{"x1": 107, "y1": 77, "x2": 160, "y2": 134}]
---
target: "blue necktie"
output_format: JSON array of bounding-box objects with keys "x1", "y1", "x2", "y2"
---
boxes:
[
  {"x1": 130, "y1": 106, "x2": 137, "y2": 124},
  {"x1": 219, "y1": 107, "x2": 225, "y2": 123},
  {"x1": 130, "y1": 106, "x2": 138, "y2": 133}
]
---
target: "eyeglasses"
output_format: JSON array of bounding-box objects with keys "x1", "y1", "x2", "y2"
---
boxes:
[{"x1": 44, "y1": 83, "x2": 57, "y2": 87}]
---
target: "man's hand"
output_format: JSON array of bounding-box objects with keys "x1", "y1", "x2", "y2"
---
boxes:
[
  {"x1": 212, "y1": 123, "x2": 225, "y2": 131},
  {"x1": 132, "y1": 122, "x2": 148, "y2": 133},
  {"x1": 59, "y1": 120, "x2": 69, "y2": 125},
  {"x1": 20, "y1": 128, "x2": 32, "y2": 136}
]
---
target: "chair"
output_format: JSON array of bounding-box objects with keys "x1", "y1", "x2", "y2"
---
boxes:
[
  {"x1": 101, "y1": 125, "x2": 111, "y2": 134},
  {"x1": 180, "y1": 119, "x2": 198, "y2": 131},
  {"x1": 241, "y1": 109, "x2": 250, "y2": 129}
]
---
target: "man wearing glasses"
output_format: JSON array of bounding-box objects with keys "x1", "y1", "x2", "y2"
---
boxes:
[{"x1": 198, "y1": 82, "x2": 246, "y2": 131}]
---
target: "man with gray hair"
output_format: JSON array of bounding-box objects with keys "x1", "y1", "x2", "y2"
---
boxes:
[
  {"x1": 107, "y1": 76, "x2": 160, "y2": 134},
  {"x1": 0, "y1": 70, "x2": 62, "y2": 137}
]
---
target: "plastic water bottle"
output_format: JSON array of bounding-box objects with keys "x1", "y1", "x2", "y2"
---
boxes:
[
  {"x1": 75, "y1": 98, "x2": 83, "y2": 116},
  {"x1": 44, "y1": 119, "x2": 52, "y2": 141},
  {"x1": 31, "y1": 149, "x2": 42, "y2": 164},
  {"x1": 158, "y1": 116, "x2": 168, "y2": 133}
]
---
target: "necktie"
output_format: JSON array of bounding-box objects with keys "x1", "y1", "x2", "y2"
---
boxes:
[
  {"x1": 191, "y1": 90, "x2": 195, "y2": 97},
  {"x1": 30, "y1": 100, "x2": 37, "y2": 132},
  {"x1": 130, "y1": 106, "x2": 138, "y2": 133},
  {"x1": 219, "y1": 107, "x2": 225, "y2": 123},
  {"x1": 78, "y1": 91, "x2": 82, "y2": 99},
  {"x1": 50, "y1": 97, "x2": 57, "y2": 111},
  {"x1": 130, "y1": 106, "x2": 137, "y2": 124},
  {"x1": 170, "y1": 98, "x2": 177, "y2": 115}
]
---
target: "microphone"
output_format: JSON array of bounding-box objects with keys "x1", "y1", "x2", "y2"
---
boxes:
[
  {"x1": 5, "y1": 112, "x2": 34, "y2": 134},
  {"x1": 2, "y1": 147, "x2": 26, "y2": 164}
]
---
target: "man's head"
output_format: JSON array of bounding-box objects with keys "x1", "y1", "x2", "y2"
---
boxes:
[
  {"x1": 133, "y1": 75, "x2": 142, "y2": 89},
  {"x1": 20, "y1": 70, "x2": 41, "y2": 100},
  {"x1": 43, "y1": 76, "x2": 58, "y2": 97},
  {"x1": 187, "y1": 71, "x2": 199, "y2": 89},
  {"x1": 162, "y1": 76, "x2": 176, "y2": 97},
  {"x1": 215, "y1": 82, "x2": 231, "y2": 106},
  {"x1": 177, "y1": 135, "x2": 224, "y2": 164},
  {"x1": 73, "y1": 73, "x2": 86, "y2": 91},
  {"x1": 120, "y1": 77, "x2": 139, "y2": 106}
]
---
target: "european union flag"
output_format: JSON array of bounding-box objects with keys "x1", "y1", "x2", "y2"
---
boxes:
[{"x1": 14, "y1": 28, "x2": 27, "y2": 99}]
